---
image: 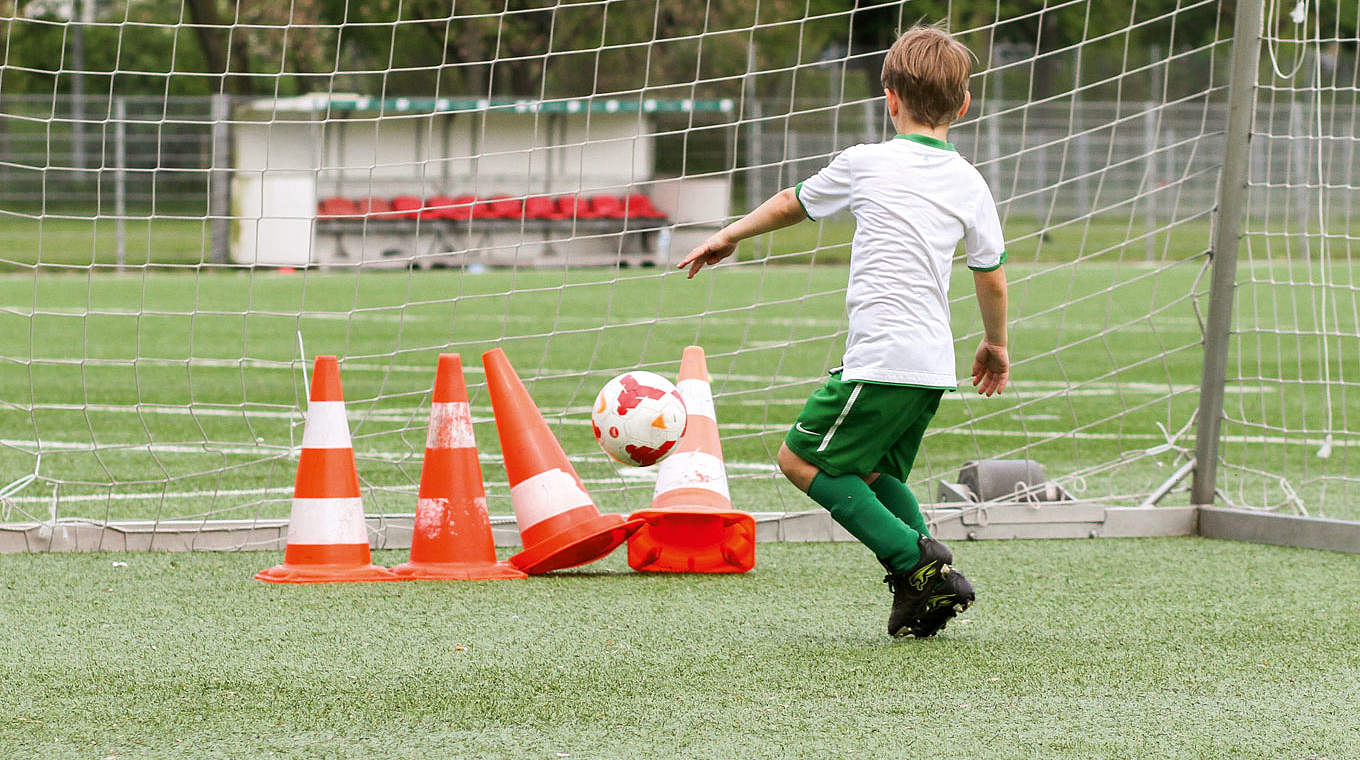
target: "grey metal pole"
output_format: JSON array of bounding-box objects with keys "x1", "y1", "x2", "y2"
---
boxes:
[
  {"x1": 113, "y1": 96, "x2": 126, "y2": 269},
  {"x1": 441, "y1": 115, "x2": 452, "y2": 193},
  {"x1": 746, "y1": 99, "x2": 763, "y2": 215},
  {"x1": 743, "y1": 42, "x2": 762, "y2": 215},
  {"x1": 1289, "y1": 100, "x2": 1310, "y2": 256},
  {"x1": 209, "y1": 94, "x2": 231, "y2": 265},
  {"x1": 70, "y1": 0, "x2": 90, "y2": 172},
  {"x1": 1033, "y1": 135, "x2": 1047, "y2": 222},
  {"x1": 1146, "y1": 45, "x2": 1165, "y2": 261},
  {"x1": 1075, "y1": 127, "x2": 1090, "y2": 219},
  {"x1": 1144, "y1": 102, "x2": 1157, "y2": 261},
  {"x1": 1191, "y1": 0, "x2": 1265, "y2": 506},
  {"x1": 988, "y1": 49, "x2": 1003, "y2": 200}
]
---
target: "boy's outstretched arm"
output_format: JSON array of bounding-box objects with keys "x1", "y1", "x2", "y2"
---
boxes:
[
  {"x1": 971, "y1": 267, "x2": 1009, "y2": 396},
  {"x1": 677, "y1": 187, "x2": 806, "y2": 278}
]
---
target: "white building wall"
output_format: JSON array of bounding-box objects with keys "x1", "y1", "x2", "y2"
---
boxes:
[
  {"x1": 232, "y1": 121, "x2": 319, "y2": 266},
  {"x1": 230, "y1": 108, "x2": 684, "y2": 267}
]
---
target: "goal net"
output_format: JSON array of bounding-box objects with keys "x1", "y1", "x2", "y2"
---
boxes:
[
  {"x1": 1219, "y1": 1, "x2": 1359, "y2": 516},
  {"x1": 1, "y1": 0, "x2": 1353, "y2": 548}
]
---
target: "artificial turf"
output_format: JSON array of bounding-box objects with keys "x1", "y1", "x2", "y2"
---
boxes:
[
  {"x1": 1, "y1": 538, "x2": 1357, "y2": 759},
  {"x1": 1, "y1": 209, "x2": 1356, "y2": 521}
]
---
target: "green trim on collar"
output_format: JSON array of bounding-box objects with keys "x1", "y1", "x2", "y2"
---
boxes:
[
  {"x1": 895, "y1": 133, "x2": 956, "y2": 151},
  {"x1": 968, "y1": 250, "x2": 1008, "y2": 272},
  {"x1": 793, "y1": 182, "x2": 815, "y2": 220}
]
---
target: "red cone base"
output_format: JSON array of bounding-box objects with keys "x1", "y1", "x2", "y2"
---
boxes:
[
  {"x1": 509, "y1": 512, "x2": 644, "y2": 575},
  {"x1": 254, "y1": 562, "x2": 399, "y2": 584},
  {"x1": 627, "y1": 509, "x2": 756, "y2": 573},
  {"x1": 390, "y1": 560, "x2": 525, "y2": 581}
]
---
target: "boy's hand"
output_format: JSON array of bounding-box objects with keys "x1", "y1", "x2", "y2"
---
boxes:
[
  {"x1": 677, "y1": 233, "x2": 736, "y2": 278},
  {"x1": 971, "y1": 339, "x2": 1009, "y2": 396}
]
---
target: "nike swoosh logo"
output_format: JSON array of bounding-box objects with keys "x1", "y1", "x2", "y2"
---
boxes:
[{"x1": 795, "y1": 422, "x2": 820, "y2": 436}]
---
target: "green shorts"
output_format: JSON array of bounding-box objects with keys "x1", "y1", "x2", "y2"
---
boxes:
[{"x1": 784, "y1": 372, "x2": 945, "y2": 481}]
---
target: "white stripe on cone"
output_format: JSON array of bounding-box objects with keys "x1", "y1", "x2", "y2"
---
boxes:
[
  {"x1": 413, "y1": 495, "x2": 489, "y2": 541},
  {"x1": 300, "y1": 402, "x2": 353, "y2": 449},
  {"x1": 285, "y1": 497, "x2": 369, "y2": 544},
  {"x1": 654, "y1": 451, "x2": 730, "y2": 499},
  {"x1": 426, "y1": 402, "x2": 476, "y2": 450},
  {"x1": 510, "y1": 468, "x2": 593, "y2": 533},
  {"x1": 677, "y1": 379, "x2": 716, "y2": 420}
]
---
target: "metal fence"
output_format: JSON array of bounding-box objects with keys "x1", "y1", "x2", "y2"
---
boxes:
[
  {"x1": 745, "y1": 97, "x2": 1359, "y2": 229},
  {"x1": 4, "y1": 91, "x2": 1355, "y2": 232},
  {"x1": 0, "y1": 95, "x2": 218, "y2": 213}
]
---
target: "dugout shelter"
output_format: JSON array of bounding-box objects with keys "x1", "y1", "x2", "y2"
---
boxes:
[{"x1": 230, "y1": 94, "x2": 735, "y2": 268}]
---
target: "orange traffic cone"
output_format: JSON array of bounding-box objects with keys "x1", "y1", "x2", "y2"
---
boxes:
[
  {"x1": 482, "y1": 348, "x2": 643, "y2": 574},
  {"x1": 392, "y1": 354, "x2": 526, "y2": 581},
  {"x1": 256, "y1": 356, "x2": 398, "y2": 583},
  {"x1": 627, "y1": 346, "x2": 756, "y2": 573}
]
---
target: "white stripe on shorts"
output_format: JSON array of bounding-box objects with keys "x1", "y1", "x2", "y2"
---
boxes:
[{"x1": 817, "y1": 382, "x2": 862, "y2": 453}]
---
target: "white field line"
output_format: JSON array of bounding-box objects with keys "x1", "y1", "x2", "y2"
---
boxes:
[
  {"x1": 3, "y1": 432, "x2": 1349, "y2": 508},
  {"x1": 0, "y1": 437, "x2": 780, "y2": 472},
  {"x1": 4, "y1": 306, "x2": 849, "y2": 330},
  {"x1": 1, "y1": 485, "x2": 298, "y2": 505},
  {"x1": 937, "y1": 429, "x2": 1360, "y2": 449},
  {"x1": 0, "y1": 381, "x2": 1260, "y2": 424},
  {"x1": 4, "y1": 306, "x2": 1209, "y2": 331},
  {"x1": 4, "y1": 420, "x2": 1351, "y2": 471},
  {"x1": 0, "y1": 468, "x2": 779, "y2": 506},
  {"x1": 1, "y1": 356, "x2": 816, "y2": 385},
  {"x1": 737, "y1": 384, "x2": 1269, "y2": 405}
]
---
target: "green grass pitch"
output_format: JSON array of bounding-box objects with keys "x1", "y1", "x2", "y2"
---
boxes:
[
  {"x1": 1, "y1": 539, "x2": 1358, "y2": 758},
  {"x1": 0, "y1": 213, "x2": 1357, "y2": 523},
  {"x1": 0, "y1": 209, "x2": 1357, "y2": 758}
]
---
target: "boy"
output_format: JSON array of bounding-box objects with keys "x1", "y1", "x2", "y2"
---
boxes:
[{"x1": 678, "y1": 25, "x2": 1009, "y2": 638}]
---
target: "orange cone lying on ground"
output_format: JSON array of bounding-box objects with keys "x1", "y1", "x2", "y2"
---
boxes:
[
  {"x1": 627, "y1": 346, "x2": 756, "y2": 573},
  {"x1": 392, "y1": 354, "x2": 526, "y2": 581},
  {"x1": 256, "y1": 356, "x2": 398, "y2": 583},
  {"x1": 483, "y1": 348, "x2": 643, "y2": 574}
]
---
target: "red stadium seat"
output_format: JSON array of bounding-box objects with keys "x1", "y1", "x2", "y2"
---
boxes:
[
  {"x1": 589, "y1": 195, "x2": 627, "y2": 219},
  {"x1": 355, "y1": 197, "x2": 396, "y2": 218},
  {"x1": 625, "y1": 193, "x2": 666, "y2": 219},
  {"x1": 487, "y1": 195, "x2": 524, "y2": 219},
  {"x1": 555, "y1": 195, "x2": 597, "y2": 219},
  {"x1": 391, "y1": 195, "x2": 423, "y2": 220},
  {"x1": 424, "y1": 195, "x2": 455, "y2": 219},
  {"x1": 471, "y1": 196, "x2": 499, "y2": 220},
  {"x1": 445, "y1": 195, "x2": 478, "y2": 221},
  {"x1": 524, "y1": 196, "x2": 566, "y2": 220},
  {"x1": 317, "y1": 197, "x2": 359, "y2": 218}
]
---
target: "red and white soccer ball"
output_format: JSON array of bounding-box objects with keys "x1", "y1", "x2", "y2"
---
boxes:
[{"x1": 591, "y1": 371, "x2": 687, "y2": 467}]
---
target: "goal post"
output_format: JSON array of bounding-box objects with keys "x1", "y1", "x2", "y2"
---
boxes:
[
  {"x1": 1, "y1": 0, "x2": 1357, "y2": 552},
  {"x1": 1192, "y1": 0, "x2": 1266, "y2": 507}
]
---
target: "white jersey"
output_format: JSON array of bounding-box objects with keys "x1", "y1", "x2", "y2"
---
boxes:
[{"x1": 795, "y1": 134, "x2": 1005, "y2": 388}]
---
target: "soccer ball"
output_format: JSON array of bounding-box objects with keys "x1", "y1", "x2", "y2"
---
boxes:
[{"x1": 591, "y1": 371, "x2": 687, "y2": 467}]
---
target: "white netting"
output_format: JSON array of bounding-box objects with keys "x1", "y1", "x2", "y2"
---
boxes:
[
  {"x1": 2, "y1": 0, "x2": 1348, "y2": 547},
  {"x1": 1222, "y1": 0, "x2": 1359, "y2": 516}
]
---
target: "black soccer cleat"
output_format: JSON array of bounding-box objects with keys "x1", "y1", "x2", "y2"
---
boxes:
[
  {"x1": 883, "y1": 535, "x2": 954, "y2": 638},
  {"x1": 904, "y1": 567, "x2": 974, "y2": 639}
]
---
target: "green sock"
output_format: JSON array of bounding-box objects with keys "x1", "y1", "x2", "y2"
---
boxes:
[
  {"x1": 807, "y1": 472, "x2": 921, "y2": 572},
  {"x1": 870, "y1": 475, "x2": 930, "y2": 538}
]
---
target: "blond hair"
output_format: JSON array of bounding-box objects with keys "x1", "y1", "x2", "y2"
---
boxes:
[{"x1": 880, "y1": 25, "x2": 974, "y2": 128}]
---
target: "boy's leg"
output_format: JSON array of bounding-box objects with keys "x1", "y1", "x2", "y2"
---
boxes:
[
  {"x1": 871, "y1": 390, "x2": 943, "y2": 537},
  {"x1": 867, "y1": 474, "x2": 931, "y2": 537},
  {"x1": 782, "y1": 375, "x2": 958, "y2": 636},
  {"x1": 778, "y1": 444, "x2": 921, "y2": 572},
  {"x1": 874, "y1": 390, "x2": 974, "y2": 637}
]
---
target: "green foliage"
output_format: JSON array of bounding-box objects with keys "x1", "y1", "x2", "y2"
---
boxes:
[{"x1": 0, "y1": 0, "x2": 1250, "y2": 98}]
